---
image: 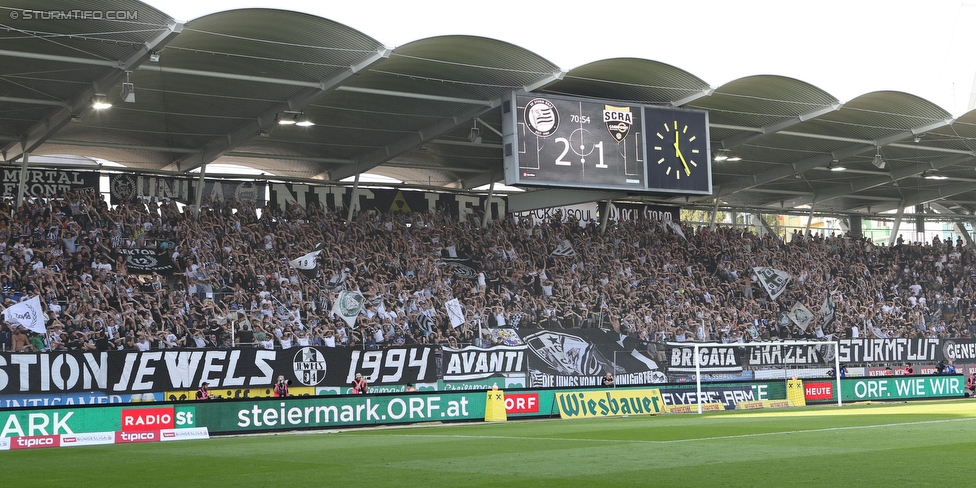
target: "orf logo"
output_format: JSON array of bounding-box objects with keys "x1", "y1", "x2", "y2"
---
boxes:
[
  {"x1": 122, "y1": 407, "x2": 175, "y2": 431},
  {"x1": 293, "y1": 347, "x2": 328, "y2": 386},
  {"x1": 504, "y1": 393, "x2": 539, "y2": 414}
]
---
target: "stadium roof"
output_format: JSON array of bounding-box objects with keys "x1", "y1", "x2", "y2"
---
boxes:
[{"x1": 4, "y1": 1, "x2": 976, "y2": 219}]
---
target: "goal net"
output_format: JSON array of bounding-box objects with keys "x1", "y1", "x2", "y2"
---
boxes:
[{"x1": 679, "y1": 340, "x2": 842, "y2": 413}]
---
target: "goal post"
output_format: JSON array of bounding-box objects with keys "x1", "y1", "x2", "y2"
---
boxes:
[{"x1": 691, "y1": 340, "x2": 842, "y2": 414}]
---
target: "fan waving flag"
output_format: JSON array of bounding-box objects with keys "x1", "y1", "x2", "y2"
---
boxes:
[
  {"x1": 820, "y1": 290, "x2": 837, "y2": 328},
  {"x1": 665, "y1": 220, "x2": 687, "y2": 241},
  {"x1": 440, "y1": 257, "x2": 480, "y2": 280},
  {"x1": 3, "y1": 295, "x2": 47, "y2": 334},
  {"x1": 289, "y1": 250, "x2": 321, "y2": 278},
  {"x1": 788, "y1": 302, "x2": 814, "y2": 331},
  {"x1": 445, "y1": 298, "x2": 465, "y2": 328},
  {"x1": 550, "y1": 240, "x2": 576, "y2": 257},
  {"x1": 332, "y1": 291, "x2": 365, "y2": 328},
  {"x1": 753, "y1": 267, "x2": 791, "y2": 300}
]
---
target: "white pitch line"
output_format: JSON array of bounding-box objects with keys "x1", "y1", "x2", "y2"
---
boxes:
[{"x1": 351, "y1": 417, "x2": 976, "y2": 445}]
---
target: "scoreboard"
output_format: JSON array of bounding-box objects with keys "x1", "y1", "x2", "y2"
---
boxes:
[{"x1": 501, "y1": 92, "x2": 712, "y2": 195}]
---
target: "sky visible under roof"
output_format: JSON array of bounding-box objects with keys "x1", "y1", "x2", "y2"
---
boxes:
[{"x1": 143, "y1": 0, "x2": 976, "y2": 117}]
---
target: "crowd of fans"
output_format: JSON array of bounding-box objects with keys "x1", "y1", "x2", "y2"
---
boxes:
[{"x1": 0, "y1": 188, "x2": 973, "y2": 354}]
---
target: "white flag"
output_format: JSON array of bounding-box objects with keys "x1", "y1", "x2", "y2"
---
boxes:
[
  {"x1": 332, "y1": 291, "x2": 365, "y2": 328},
  {"x1": 550, "y1": 240, "x2": 576, "y2": 257},
  {"x1": 288, "y1": 250, "x2": 320, "y2": 278},
  {"x1": 3, "y1": 295, "x2": 47, "y2": 334},
  {"x1": 445, "y1": 298, "x2": 465, "y2": 328},
  {"x1": 753, "y1": 267, "x2": 791, "y2": 300},
  {"x1": 788, "y1": 302, "x2": 814, "y2": 331},
  {"x1": 665, "y1": 220, "x2": 687, "y2": 241},
  {"x1": 819, "y1": 291, "x2": 835, "y2": 327}
]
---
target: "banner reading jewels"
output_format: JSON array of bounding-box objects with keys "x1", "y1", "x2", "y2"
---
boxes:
[{"x1": 0, "y1": 346, "x2": 438, "y2": 395}]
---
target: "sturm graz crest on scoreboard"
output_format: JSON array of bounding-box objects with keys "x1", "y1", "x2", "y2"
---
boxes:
[
  {"x1": 603, "y1": 105, "x2": 633, "y2": 141},
  {"x1": 293, "y1": 347, "x2": 328, "y2": 386},
  {"x1": 524, "y1": 98, "x2": 559, "y2": 137}
]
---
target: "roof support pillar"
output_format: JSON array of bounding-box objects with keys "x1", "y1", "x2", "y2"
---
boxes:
[
  {"x1": 955, "y1": 222, "x2": 975, "y2": 248},
  {"x1": 347, "y1": 172, "x2": 361, "y2": 222},
  {"x1": 600, "y1": 201, "x2": 612, "y2": 235},
  {"x1": 889, "y1": 201, "x2": 906, "y2": 246},
  {"x1": 16, "y1": 151, "x2": 28, "y2": 208},
  {"x1": 193, "y1": 161, "x2": 207, "y2": 220},
  {"x1": 804, "y1": 198, "x2": 817, "y2": 236},
  {"x1": 755, "y1": 213, "x2": 776, "y2": 238},
  {"x1": 482, "y1": 177, "x2": 495, "y2": 228},
  {"x1": 709, "y1": 198, "x2": 720, "y2": 230}
]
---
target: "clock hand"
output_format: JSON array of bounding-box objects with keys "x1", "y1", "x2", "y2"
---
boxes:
[
  {"x1": 676, "y1": 148, "x2": 692, "y2": 176},
  {"x1": 673, "y1": 129, "x2": 692, "y2": 176}
]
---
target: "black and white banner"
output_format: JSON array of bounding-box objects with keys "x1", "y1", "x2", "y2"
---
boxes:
[
  {"x1": 0, "y1": 169, "x2": 98, "y2": 199},
  {"x1": 270, "y1": 184, "x2": 507, "y2": 223},
  {"x1": 744, "y1": 343, "x2": 834, "y2": 367},
  {"x1": 112, "y1": 248, "x2": 178, "y2": 274},
  {"x1": 0, "y1": 346, "x2": 438, "y2": 394},
  {"x1": 667, "y1": 342, "x2": 833, "y2": 372},
  {"x1": 838, "y1": 338, "x2": 941, "y2": 363},
  {"x1": 667, "y1": 338, "x2": 947, "y2": 372},
  {"x1": 519, "y1": 328, "x2": 665, "y2": 388},
  {"x1": 942, "y1": 339, "x2": 976, "y2": 362},
  {"x1": 441, "y1": 345, "x2": 529, "y2": 381},
  {"x1": 108, "y1": 174, "x2": 266, "y2": 206},
  {"x1": 666, "y1": 343, "x2": 746, "y2": 373}
]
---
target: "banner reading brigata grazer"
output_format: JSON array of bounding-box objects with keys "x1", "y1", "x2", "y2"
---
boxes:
[
  {"x1": 666, "y1": 339, "x2": 954, "y2": 373},
  {"x1": 0, "y1": 346, "x2": 437, "y2": 395}
]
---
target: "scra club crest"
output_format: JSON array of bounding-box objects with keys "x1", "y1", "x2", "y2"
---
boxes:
[{"x1": 603, "y1": 105, "x2": 633, "y2": 141}]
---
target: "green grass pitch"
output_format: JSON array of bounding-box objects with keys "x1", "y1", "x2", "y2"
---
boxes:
[{"x1": 4, "y1": 400, "x2": 974, "y2": 487}]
